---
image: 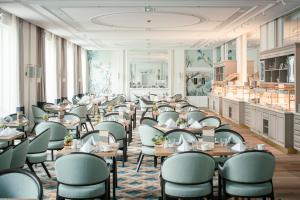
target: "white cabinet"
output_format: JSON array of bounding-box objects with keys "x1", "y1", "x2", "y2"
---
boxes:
[
  {"x1": 208, "y1": 95, "x2": 222, "y2": 115},
  {"x1": 222, "y1": 98, "x2": 244, "y2": 124},
  {"x1": 294, "y1": 113, "x2": 300, "y2": 151}
]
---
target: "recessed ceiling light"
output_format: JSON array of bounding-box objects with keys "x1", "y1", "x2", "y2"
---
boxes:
[{"x1": 145, "y1": 6, "x2": 155, "y2": 12}]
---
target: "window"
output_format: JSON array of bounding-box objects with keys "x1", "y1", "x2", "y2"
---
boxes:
[
  {"x1": 67, "y1": 42, "x2": 75, "y2": 100},
  {"x1": 0, "y1": 15, "x2": 19, "y2": 116},
  {"x1": 45, "y1": 32, "x2": 57, "y2": 103},
  {"x1": 81, "y1": 49, "x2": 87, "y2": 94}
]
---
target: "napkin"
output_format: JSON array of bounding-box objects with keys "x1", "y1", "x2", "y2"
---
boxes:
[
  {"x1": 231, "y1": 142, "x2": 246, "y2": 152},
  {"x1": 80, "y1": 137, "x2": 97, "y2": 153},
  {"x1": 188, "y1": 118, "x2": 195, "y2": 125},
  {"x1": 0, "y1": 127, "x2": 17, "y2": 136},
  {"x1": 190, "y1": 121, "x2": 202, "y2": 129},
  {"x1": 165, "y1": 119, "x2": 177, "y2": 128},
  {"x1": 177, "y1": 135, "x2": 191, "y2": 152}
]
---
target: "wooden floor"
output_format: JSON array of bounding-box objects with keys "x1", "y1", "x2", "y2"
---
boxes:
[{"x1": 213, "y1": 111, "x2": 300, "y2": 200}]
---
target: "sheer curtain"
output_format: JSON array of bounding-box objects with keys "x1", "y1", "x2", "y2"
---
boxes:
[
  {"x1": 0, "y1": 15, "x2": 19, "y2": 116},
  {"x1": 45, "y1": 32, "x2": 57, "y2": 103},
  {"x1": 81, "y1": 49, "x2": 87, "y2": 94},
  {"x1": 67, "y1": 42, "x2": 75, "y2": 100}
]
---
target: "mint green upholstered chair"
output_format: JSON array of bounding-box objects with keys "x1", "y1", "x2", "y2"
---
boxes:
[
  {"x1": 215, "y1": 124, "x2": 231, "y2": 130},
  {"x1": 64, "y1": 113, "x2": 81, "y2": 138},
  {"x1": 26, "y1": 128, "x2": 51, "y2": 178},
  {"x1": 136, "y1": 125, "x2": 164, "y2": 172},
  {"x1": 70, "y1": 105, "x2": 93, "y2": 131},
  {"x1": 0, "y1": 147, "x2": 13, "y2": 170},
  {"x1": 36, "y1": 121, "x2": 67, "y2": 161},
  {"x1": 31, "y1": 105, "x2": 48, "y2": 133},
  {"x1": 0, "y1": 141, "x2": 8, "y2": 149},
  {"x1": 218, "y1": 150, "x2": 275, "y2": 199},
  {"x1": 140, "y1": 117, "x2": 158, "y2": 127},
  {"x1": 158, "y1": 105, "x2": 174, "y2": 112},
  {"x1": 161, "y1": 152, "x2": 215, "y2": 199},
  {"x1": 0, "y1": 169, "x2": 43, "y2": 200},
  {"x1": 81, "y1": 130, "x2": 116, "y2": 144},
  {"x1": 164, "y1": 129, "x2": 198, "y2": 143},
  {"x1": 187, "y1": 111, "x2": 206, "y2": 122},
  {"x1": 55, "y1": 152, "x2": 110, "y2": 199},
  {"x1": 95, "y1": 121, "x2": 127, "y2": 167},
  {"x1": 198, "y1": 116, "x2": 221, "y2": 127},
  {"x1": 157, "y1": 111, "x2": 179, "y2": 125},
  {"x1": 10, "y1": 139, "x2": 29, "y2": 169},
  {"x1": 181, "y1": 104, "x2": 199, "y2": 112}
]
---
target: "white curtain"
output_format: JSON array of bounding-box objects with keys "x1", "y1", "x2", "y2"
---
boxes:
[
  {"x1": 81, "y1": 49, "x2": 87, "y2": 94},
  {"x1": 67, "y1": 42, "x2": 75, "y2": 100},
  {"x1": 0, "y1": 15, "x2": 19, "y2": 116},
  {"x1": 45, "y1": 32, "x2": 57, "y2": 103}
]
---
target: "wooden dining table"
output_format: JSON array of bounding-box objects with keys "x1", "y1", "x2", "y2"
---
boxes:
[
  {"x1": 58, "y1": 142, "x2": 119, "y2": 198},
  {"x1": 154, "y1": 125, "x2": 217, "y2": 133},
  {"x1": 44, "y1": 104, "x2": 72, "y2": 112},
  {"x1": 0, "y1": 131, "x2": 25, "y2": 146}
]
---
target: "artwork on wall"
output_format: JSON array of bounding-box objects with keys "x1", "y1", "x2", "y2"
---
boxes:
[
  {"x1": 87, "y1": 50, "x2": 112, "y2": 95},
  {"x1": 185, "y1": 49, "x2": 213, "y2": 96}
]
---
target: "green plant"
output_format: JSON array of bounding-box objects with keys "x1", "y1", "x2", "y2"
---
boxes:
[
  {"x1": 64, "y1": 134, "x2": 73, "y2": 145},
  {"x1": 0, "y1": 123, "x2": 6, "y2": 129},
  {"x1": 176, "y1": 118, "x2": 187, "y2": 126},
  {"x1": 152, "y1": 135, "x2": 165, "y2": 145},
  {"x1": 42, "y1": 114, "x2": 49, "y2": 121}
]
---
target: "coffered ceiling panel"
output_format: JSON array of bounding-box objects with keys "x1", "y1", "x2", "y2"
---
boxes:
[{"x1": 1, "y1": 0, "x2": 300, "y2": 49}]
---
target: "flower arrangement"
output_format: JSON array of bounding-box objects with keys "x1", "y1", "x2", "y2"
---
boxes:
[
  {"x1": 107, "y1": 106, "x2": 113, "y2": 112},
  {"x1": 0, "y1": 123, "x2": 6, "y2": 129},
  {"x1": 152, "y1": 135, "x2": 165, "y2": 145},
  {"x1": 64, "y1": 134, "x2": 73, "y2": 146},
  {"x1": 42, "y1": 114, "x2": 49, "y2": 121},
  {"x1": 176, "y1": 117, "x2": 187, "y2": 126},
  {"x1": 152, "y1": 103, "x2": 158, "y2": 111}
]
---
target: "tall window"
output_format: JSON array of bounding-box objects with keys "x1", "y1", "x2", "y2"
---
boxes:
[
  {"x1": 81, "y1": 49, "x2": 87, "y2": 94},
  {"x1": 0, "y1": 15, "x2": 19, "y2": 116},
  {"x1": 45, "y1": 32, "x2": 57, "y2": 103},
  {"x1": 67, "y1": 42, "x2": 75, "y2": 100}
]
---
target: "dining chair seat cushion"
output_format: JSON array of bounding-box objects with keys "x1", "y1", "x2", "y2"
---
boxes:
[
  {"x1": 141, "y1": 146, "x2": 155, "y2": 155},
  {"x1": 26, "y1": 152, "x2": 47, "y2": 163},
  {"x1": 165, "y1": 182, "x2": 211, "y2": 198},
  {"x1": 0, "y1": 141, "x2": 8, "y2": 149},
  {"x1": 58, "y1": 182, "x2": 105, "y2": 198},
  {"x1": 48, "y1": 141, "x2": 64, "y2": 150},
  {"x1": 225, "y1": 181, "x2": 272, "y2": 197}
]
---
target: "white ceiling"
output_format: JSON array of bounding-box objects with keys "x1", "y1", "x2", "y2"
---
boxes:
[{"x1": 1, "y1": 0, "x2": 300, "y2": 50}]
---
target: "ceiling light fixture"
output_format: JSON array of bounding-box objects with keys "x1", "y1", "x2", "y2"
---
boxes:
[{"x1": 145, "y1": 6, "x2": 155, "y2": 12}]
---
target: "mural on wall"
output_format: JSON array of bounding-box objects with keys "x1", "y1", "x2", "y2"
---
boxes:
[
  {"x1": 185, "y1": 49, "x2": 213, "y2": 96},
  {"x1": 87, "y1": 51, "x2": 112, "y2": 95}
]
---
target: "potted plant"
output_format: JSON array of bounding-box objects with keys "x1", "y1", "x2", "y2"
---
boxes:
[
  {"x1": 42, "y1": 114, "x2": 49, "y2": 121},
  {"x1": 152, "y1": 135, "x2": 165, "y2": 146},
  {"x1": 176, "y1": 118, "x2": 187, "y2": 129},
  {"x1": 64, "y1": 134, "x2": 73, "y2": 146}
]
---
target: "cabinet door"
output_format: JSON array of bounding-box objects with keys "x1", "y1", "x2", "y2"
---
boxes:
[
  {"x1": 276, "y1": 117, "x2": 285, "y2": 144},
  {"x1": 223, "y1": 101, "x2": 228, "y2": 118},
  {"x1": 250, "y1": 106, "x2": 256, "y2": 130},
  {"x1": 269, "y1": 114, "x2": 277, "y2": 139},
  {"x1": 255, "y1": 109, "x2": 263, "y2": 133}
]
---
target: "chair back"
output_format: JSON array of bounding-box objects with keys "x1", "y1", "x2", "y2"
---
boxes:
[
  {"x1": 221, "y1": 151, "x2": 275, "y2": 183},
  {"x1": 69, "y1": 105, "x2": 87, "y2": 120},
  {"x1": 162, "y1": 152, "x2": 215, "y2": 184},
  {"x1": 28, "y1": 128, "x2": 51, "y2": 154},
  {"x1": 11, "y1": 139, "x2": 29, "y2": 169},
  {"x1": 105, "y1": 112, "x2": 130, "y2": 121},
  {"x1": 215, "y1": 129, "x2": 245, "y2": 144},
  {"x1": 95, "y1": 121, "x2": 126, "y2": 141},
  {"x1": 81, "y1": 130, "x2": 116, "y2": 144},
  {"x1": 0, "y1": 148, "x2": 13, "y2": 170},
  {"x1": 198, "y1": 116, "x2": 221, "y2": 127},
  {"x1": 36, "y1": 121, "x2": 67, "y2": 142},
  {"x1": 140, "y1": 117, "x2": 158, "y2": 127},
  {"x1": 64, "y1": 113, "x2": 80, "y2": 123},
  {"x1": 0, "y1": 169, "x2": 43, "y2": 199},
  {"x1": 157, "y1": 111, "x2": 179, "y2": 125},
  {"x1": 139, "y1": 125, "x2": 164, "y2": 147},
  {"x1": 32, "y1": 105, "x2": 47, "y2": 119},
  {"x1": 158, "y1": 105, "x2": 174, "y2": 112},
  {"x1": 187, "y1": 111, "x2": 206, "y2": 122},
  {"x1": 215, "y1": 124, "x2": 231, "y2": 130},
  {"x1": 55, "y1": 152, "x2": 109, "y2": 185},
  {"x1": 181, "y1": 104, "x2": 199, "y2": 112},
  {"x1": 164, "y1": 129, "x2": 198, "y2": 143}
]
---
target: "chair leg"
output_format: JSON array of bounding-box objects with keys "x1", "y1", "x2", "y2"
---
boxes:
[
  {"x1": 41, "y1": 162, "x2": 51, "y2": 178},
  {"x1": 30, "y1": 123, "x2": 36, "y2": 134},
  {"x1": 136, "y1": 154, "x2": 144, "y2": 172},
  {"x1": 26, "y1": 161, "x2": 35, "y2": 174},
  {"x1": 137, "y1": 151, "x2": 142, "y2": 163},
  {"x1": 51, "y1": 150, "x2": 54, "y2": 161},
  {"x1": 154, "y1": 156, "x2": 157, "y2": 168}
]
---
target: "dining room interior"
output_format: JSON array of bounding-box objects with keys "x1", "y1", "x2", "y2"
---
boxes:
[{"x1": 1, "y1": 0, "x2": 300, "y2": 199}]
